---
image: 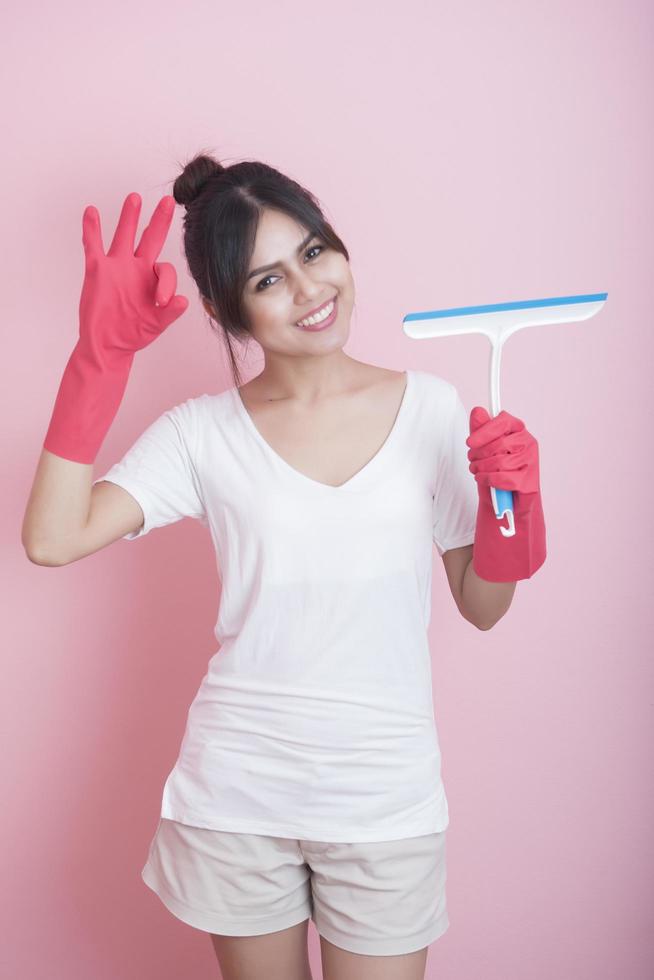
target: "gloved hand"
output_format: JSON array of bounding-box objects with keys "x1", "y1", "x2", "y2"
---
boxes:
[
  {"x1": 43, "y1": 192, "x2": 189, "y2": 464},
  {"x1": 466, "y1": 407, "x2": 546, "y2": 583}
]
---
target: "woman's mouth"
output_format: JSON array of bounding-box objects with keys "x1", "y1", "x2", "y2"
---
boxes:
[{"x1": 294, "y1": 295, "x2": 338, "y2": 332}]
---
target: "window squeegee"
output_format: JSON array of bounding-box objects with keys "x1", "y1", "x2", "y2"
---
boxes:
[{"x1": 402, "y1": 292, "x2": 608, "y2": 538}]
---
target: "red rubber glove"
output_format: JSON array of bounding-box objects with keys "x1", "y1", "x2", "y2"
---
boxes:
[
  {"x1": 466, "y1": 407, "x2": 547, "y2": 583},
  {"x1": 43, "y1": 192, "x2": 188, "y2": 464}
]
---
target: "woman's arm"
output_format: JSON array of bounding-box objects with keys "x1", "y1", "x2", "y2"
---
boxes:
[
  {"x1": 21, "y1": 449, "x2": 144, "y2": 565},
  {"x1": 442, "y1": 544, "x2": 516, "y2": 630},
  {"x1": 23, "y1": 193, "x2": 188, "y2": 564},
  {"x1": 21, "y1": 449, "x2": 93, "y2": 563},
  {"x1": 461, "y1": 551, "x2": 516, "y2": 629}
]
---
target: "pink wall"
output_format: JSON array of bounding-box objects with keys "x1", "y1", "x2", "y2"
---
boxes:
[{"x1": 6, "y1": 0, "x2": 653, "y2": 977}]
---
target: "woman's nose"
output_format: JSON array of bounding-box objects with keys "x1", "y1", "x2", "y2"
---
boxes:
[{"x1": 292, "y1": 268, "x2": 323, "y2": 301}]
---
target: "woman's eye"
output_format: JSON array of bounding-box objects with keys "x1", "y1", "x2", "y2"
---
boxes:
[{"x1": 256, "y1": 243, "x2": 324, "y2": 291}]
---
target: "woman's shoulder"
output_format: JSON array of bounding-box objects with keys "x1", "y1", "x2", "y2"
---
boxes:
[
  {"x1": 408, "y1": 368, "x2": 457, "y2": 403},
  {"x1": 158, "y1": 387, "x2": 238, "y2": 442},
  {"x1": 348, "y1": 362, "x2": 457, "y2": 415}
]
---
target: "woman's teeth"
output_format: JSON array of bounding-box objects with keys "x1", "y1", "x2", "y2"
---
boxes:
[{"x1": 296, "y1": 298, "x2": 335, "y2": 327}]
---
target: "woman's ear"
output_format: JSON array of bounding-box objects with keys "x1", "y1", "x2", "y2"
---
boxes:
[{"x1": 202, "y1": 297, "x2": 217, "y2": 318}]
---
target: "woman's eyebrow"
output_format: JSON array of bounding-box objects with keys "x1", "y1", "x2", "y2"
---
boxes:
[{"x1": 247, "y1": 232, "x2": 316, "y2": 280}]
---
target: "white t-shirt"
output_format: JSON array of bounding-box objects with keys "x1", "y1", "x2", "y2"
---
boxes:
[{"x1": 93, "y1": 368, "x2": 478, "y2": 842}]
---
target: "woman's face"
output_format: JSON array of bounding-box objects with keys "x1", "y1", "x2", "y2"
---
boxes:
[{"x1": 217, "y1": 207, "x2": 355, "y2": 358}]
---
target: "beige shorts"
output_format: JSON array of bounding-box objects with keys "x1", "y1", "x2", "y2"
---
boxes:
[{"x1": 141, "y1": 817, "x2": 449, "y2": 957}]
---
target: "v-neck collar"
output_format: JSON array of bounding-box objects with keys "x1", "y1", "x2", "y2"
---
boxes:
[{"x1": 232, "y1": 370, "x2": 413, "y2": 493}]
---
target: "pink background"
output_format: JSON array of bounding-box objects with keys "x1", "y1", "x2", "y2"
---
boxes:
[{"x1": 5, "y1": 0, "x2": 652, "y2": 977}]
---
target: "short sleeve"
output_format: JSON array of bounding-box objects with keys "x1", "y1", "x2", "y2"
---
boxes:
[
  {"x1": 92, "y1": 399, "x2": 208, "y2": 540},
  {"x1": 432, "y1": 385, "x2": 478, "y2": 556}
]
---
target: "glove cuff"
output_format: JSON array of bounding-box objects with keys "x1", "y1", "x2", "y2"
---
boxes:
[
  {"x1": 43, "y1": 337, "x2": 135, "y2": 465},
  {"x1": 472, "y1": 486, "x2": 547, "y2": 583}
]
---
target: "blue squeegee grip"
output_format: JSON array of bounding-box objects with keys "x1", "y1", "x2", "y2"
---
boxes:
[{"x1": 490, "y1": 486, "x2": 515, "y2": 537}]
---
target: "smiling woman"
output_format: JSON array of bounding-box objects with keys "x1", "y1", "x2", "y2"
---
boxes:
[
  {"x1": 26, "y1": 147, "x2": 486, "y2": 980},
  {"x1": 230, "y1": 205, "x2": 355, "y2": 357},
  {"x1": 172, "y1": 151, "x2": 353, "y2": 386}
]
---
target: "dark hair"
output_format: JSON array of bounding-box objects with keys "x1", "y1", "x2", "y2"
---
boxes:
[{"x1": 170, "y1": 149, "x2": 351, "y2": 388}]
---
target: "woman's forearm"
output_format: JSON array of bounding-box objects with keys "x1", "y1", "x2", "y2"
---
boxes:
[{"x1": 461, "y1": 558, "x2": 516, "y2": 630}]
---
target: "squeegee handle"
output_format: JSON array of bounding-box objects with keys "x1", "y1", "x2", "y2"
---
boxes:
[
  {"x1": 488, "y1": 341, "x2": 516, "y2": 537},
  {"x1": 490, "y1": 486, "x2": 515, "y2": 537}
]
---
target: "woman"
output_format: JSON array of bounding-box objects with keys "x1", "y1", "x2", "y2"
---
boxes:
[{"x1": 24, "y1": 152, "x2": 546, "y2": 980}]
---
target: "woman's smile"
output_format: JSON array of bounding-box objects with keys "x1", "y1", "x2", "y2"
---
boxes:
[{"x1": 294, "y1": 294, "x2": 338, "y2": 331}]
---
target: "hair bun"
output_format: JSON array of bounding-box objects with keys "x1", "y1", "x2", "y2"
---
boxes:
[{"x1": 173, "y1": 153, "x2": 225, "y2": 208}]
